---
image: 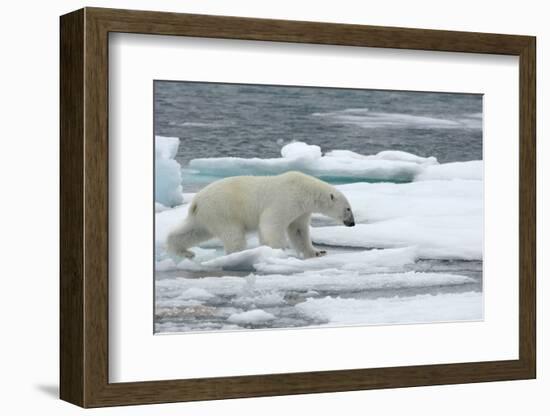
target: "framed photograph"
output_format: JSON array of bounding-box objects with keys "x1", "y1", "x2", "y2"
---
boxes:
[{"x1": 60, "y1": 7, "x2": 536, "y2": 408}]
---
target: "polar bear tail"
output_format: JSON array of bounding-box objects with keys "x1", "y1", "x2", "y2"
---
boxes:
[{"x1": 165, "y1": 218, "x2": 212, "y2": 259}]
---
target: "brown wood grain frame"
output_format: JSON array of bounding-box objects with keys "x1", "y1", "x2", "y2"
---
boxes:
[{"x1": 60, "y1": 7, "x2": 536, "y2": 408}]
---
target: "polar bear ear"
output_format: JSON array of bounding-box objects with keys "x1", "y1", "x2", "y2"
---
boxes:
[{"x1": 330, "y1": 193, "x2": 335, "y2": 201}]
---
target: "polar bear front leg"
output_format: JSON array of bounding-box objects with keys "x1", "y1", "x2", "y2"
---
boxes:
[
  {"x1": 259, "y1": 211, "x2": 288, "y2": 249},
  {"x1": 287, "y1": 213, "x2": 326, "y2": 259}
]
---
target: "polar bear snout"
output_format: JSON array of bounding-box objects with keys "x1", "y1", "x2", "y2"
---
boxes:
[
  {"x1": 344, "y1": 218, "x2": 355, "y2": 227},
  {"x1": 343, "y1": 209, "x2": 355, "y2": 227}
]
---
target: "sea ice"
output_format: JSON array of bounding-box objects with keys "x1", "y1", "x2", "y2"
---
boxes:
[{"x1": 154, "y1": 138, "x2": 483, "y2": 332}]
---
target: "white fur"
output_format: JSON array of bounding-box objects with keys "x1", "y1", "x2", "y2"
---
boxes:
[{"x1": 166, "y1": 171, "x2": 355, "y2": 259}]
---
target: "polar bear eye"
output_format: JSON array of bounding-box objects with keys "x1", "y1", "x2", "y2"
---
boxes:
[{"x1": 330, "y1": 194, "x2": 335, "y2": 201}]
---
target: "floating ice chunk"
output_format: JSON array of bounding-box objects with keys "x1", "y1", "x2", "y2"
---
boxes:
[
  {"x1": 155, "y1": 136, "x2": 184, "y2": 207},
  {"x1": 202, "y1": 246, "x2": 287, "y2": 271},
  {"x1": 228, "y1": 309, "x2": 276, "y2": 324},
  {"x1": 280, "y1": 141, "x2": 322, "y2": 159},
  {"x1": 188, "y1": 141, "x2": 438, "y2": 182},
  {"x1": 186, "y1": 141, "x2": 481, "y2": 183},
  {"x1": 415, "y1": 160, "x2": 483, "y2": 181},
  {"x1": 312, "y1": 215, "x2": 482, "y2": 260},
  {"x1": 189, "y1": 153, "x2": 426, "y2": 182},
  {"x1": 295, "y1": 291, "x2": 482, "y2": 326}
]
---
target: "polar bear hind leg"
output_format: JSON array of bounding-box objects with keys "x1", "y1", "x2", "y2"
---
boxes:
[
  {"x1": 287, "y1": 213, "x2": 326, "y2": 259},
  {"x1": 166, "y1": 219, "x2": 212, "y2": 259},
  {"x1": 214, "y1": 225, "x2": 247, "y2": 254}
]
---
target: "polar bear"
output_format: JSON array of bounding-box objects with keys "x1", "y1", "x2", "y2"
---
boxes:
[{"x1": 166, "y1": 171, "x2": 355, "y2": 259}]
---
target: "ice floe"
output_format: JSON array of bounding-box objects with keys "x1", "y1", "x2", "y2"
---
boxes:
[{"x1": 188, "y1": 142, "x2": 442, "y2": 182}]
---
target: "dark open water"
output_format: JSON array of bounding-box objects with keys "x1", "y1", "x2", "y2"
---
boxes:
[{"x1": 154, "y1": 81, "x2": 482, "y2": 170}]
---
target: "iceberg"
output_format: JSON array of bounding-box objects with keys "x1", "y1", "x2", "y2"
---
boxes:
[{"x1": 155, "y1": 135, "x2": 184, "y2": 207}]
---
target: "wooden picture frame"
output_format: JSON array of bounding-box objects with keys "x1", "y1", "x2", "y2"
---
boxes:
[{"x1": 60, "y1": 7, "x2": 536, "y2": 408}]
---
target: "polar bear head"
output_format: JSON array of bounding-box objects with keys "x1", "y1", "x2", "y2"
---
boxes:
[{"x1": 320, "y1": 189, "x2": 355, "y2": 227}]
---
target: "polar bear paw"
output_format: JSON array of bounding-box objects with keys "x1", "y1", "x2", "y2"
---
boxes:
[{"x1": 314, "y1": 250, "x2": 327, "y2": 257}]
